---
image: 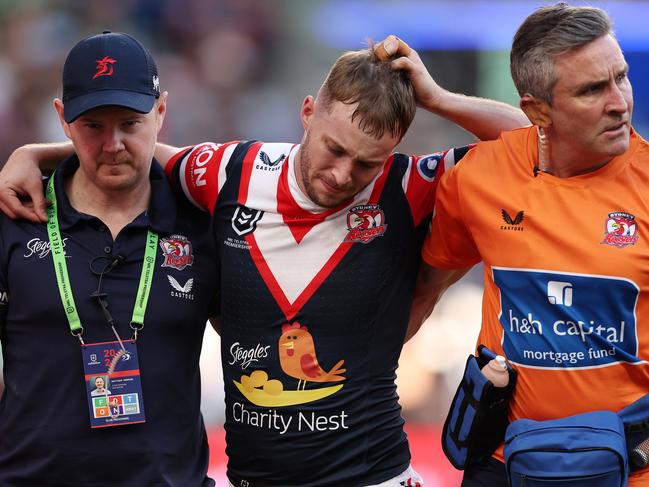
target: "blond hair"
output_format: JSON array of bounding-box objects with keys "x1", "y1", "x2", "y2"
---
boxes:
[{"x1": 319, "y1": 47, "x2": 416, "y2": 140}]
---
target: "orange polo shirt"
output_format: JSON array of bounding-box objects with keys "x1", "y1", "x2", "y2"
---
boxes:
[{"x1": 423, "y1": 126, "x2": 649, "y2": 484}]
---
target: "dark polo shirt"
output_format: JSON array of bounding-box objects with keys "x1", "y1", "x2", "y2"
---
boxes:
[{"x1": 0, "y1": 156, "x2": 219, "y2": 486}]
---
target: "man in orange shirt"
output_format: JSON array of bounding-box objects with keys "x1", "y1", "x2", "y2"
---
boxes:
[{"x1": 412, "y1": 3, "x2": 649, "y2": 486}]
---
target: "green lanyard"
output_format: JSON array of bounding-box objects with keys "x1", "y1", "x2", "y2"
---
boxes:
[{"x1": 45, "y1": 174, "x2": 158, "y2": 341}]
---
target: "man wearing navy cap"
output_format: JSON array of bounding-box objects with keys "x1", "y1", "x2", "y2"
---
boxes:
[{"x1": 0, "y1": 31, "x2": 219, "y2": 485}]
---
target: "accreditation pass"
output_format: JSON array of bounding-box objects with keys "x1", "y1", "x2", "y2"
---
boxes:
[{"x1": 82, "y1": 340, "x2": 146, "y2": 428}]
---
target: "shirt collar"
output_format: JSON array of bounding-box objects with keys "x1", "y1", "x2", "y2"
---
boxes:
[{"x1": 51, "y1": 155, "x2": 177, "y2": 234}]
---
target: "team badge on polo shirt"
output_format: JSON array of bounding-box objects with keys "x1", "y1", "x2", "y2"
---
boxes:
[
  {"x1": 344, "y1": 205, "x2": 387, "y2": 243},
  {"x1": 160, "y1": 234, "x2": 194, "y2": 270},
  {"x1": 602, "y1": 212, "x2": 639, "y2": 248}
]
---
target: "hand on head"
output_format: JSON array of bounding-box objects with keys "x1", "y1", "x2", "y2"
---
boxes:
[
  {"x1": 373, "y1": 34, "x2": 444, "y2": 111},
  {"x1": 374, "y1": 35, "x2": 411, "y2": 61}
]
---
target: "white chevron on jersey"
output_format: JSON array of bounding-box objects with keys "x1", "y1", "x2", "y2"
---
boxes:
[
  {"x1": 401, "y1": 155, "x2": 413, "y2": 194},
  {"x1": 244, "y1": 143, "x2": 291, "y2": 212},
  {"x1": 242, "y1": 144, "x2": 379, "y2": 308}
]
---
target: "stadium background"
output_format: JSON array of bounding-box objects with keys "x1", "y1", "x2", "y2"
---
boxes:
[{"x1": 0, "y1": 1, "x2": 646, "y2": 485}]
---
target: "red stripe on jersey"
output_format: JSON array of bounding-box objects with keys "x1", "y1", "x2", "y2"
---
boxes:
[
  {"x1": 164, "y1": 147, "x2": 190, "y2": 191},
  {"x1": 238, "y1": 142, "x2": 263, "y2": 205},
  {"x1": 243, "y1": 151, "x2": 392, "y2": 319},
  {"x1": 277, "y1": 150, "x2": 346, "y2": 244},
  {"x1": 246, "y1": 232, "x2": 293, "y2": 316},
  {"x1": 178, "y1": 142, "x2": 237, "y2": 214},
  {"x1": 247, "y1": 231, "x2": 354, "y2": 320},
  {"x1": 368, "y1": 155, "x2": 394, "y2": 204},
  {"x1": 405, "y1": 150, "x2": 449, "y2": 226},
  {"x1": 290, "y1": 242, "x2": 353, "y2": 318}
]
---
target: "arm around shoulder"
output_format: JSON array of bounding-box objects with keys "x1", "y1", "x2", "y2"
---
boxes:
[
  {"x1": 155, "y1": 142, "x2": 185, "y2": 169},
  {"x1": 0, "y1": 142, "x2": 74, "y2": 223},
  {"x1": 380, "y1": 36, "x2": 529, "y2": 141},
  {"x1": 422, "y1": 89, "x2": 530, "y2": 141}
]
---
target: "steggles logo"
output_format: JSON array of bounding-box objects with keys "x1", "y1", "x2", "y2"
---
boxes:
[{"x1": 24, "y1": 237, "x2": 69, "y2": 258}]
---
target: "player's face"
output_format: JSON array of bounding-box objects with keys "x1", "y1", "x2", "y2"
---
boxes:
[
  {"x1": 297, "y1": 97, "x2": 399, "y2": 208},
  {"x1": 95, "y1": 377, "x2": 105, "y2": 389},
  {"x1": 54, "y1": 93, "x2": 167, "y2": 194},
  {"x1": 547, "y1": 34, "x2": 632, "y2": 169}
]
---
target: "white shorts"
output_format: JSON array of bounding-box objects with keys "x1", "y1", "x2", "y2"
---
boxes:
[{"x1": 365, "y1": 465, "x2": 423, "y2": 487}]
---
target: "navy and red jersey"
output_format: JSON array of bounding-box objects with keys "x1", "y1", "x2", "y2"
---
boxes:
[
  {"x1": 0, "y1": 156, "x2": 219, "y2": 486},
  {"x1": 168, "y1": 141, "x2": 468, "y2": 486}
]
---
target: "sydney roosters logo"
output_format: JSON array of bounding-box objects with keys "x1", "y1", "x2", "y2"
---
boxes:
[
  {"x1": 160, "y1": 235, "x2": 194, "y2": 270},
  {"x1": 93, "y1": 56, "x2": 117, "y2": 79},
  {"x1": 344, "y1": 205, "x2": 387, "y2": 243},
  {"x1": 602, "y1": 212, "x2": 639, "y2": 248}
]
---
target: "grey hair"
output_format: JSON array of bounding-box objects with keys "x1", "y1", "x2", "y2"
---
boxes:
[{"x1": 510, "y1": 3, "x2": 612, "y2": 103}]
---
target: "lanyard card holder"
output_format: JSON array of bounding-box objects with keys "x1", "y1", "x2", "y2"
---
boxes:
[{"x1": 82, "y1": 339, "x2": 146, "y2": 428}]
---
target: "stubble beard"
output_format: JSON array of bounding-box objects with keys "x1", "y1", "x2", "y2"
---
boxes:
[{"x1": 299, "y1": 140, "x2": 337, "y2": 208}]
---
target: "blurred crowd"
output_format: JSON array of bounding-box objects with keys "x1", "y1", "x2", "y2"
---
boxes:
[
  {"x1": 0, "y1": 0, "x2": 499, "y2": 429},
  {"x1": 0, "y1": 0, "x2": 290, "y2": 160}
]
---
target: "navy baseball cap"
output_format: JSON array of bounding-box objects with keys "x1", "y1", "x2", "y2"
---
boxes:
[{"x1": 62, "y1": 31, "x2": 160, "y2": 123}]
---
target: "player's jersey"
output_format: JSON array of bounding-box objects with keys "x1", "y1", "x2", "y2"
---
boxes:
[
  {"x1": 423, "y1": 127, "x2": 649, "y2": 478},
  {"x1": 169, "y1": 141, "x2": 467, "y2": 486}
]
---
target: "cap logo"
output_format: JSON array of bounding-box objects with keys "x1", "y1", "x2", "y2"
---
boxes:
[
  {"x1": 93, "y1": 56, "x2": 117, "y2": 80},
  {"x1": 152, "y1": 75, "x2": 160, "y2": 93}
]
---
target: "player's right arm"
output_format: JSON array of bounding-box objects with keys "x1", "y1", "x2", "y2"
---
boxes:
[
  {"x1": 164, "y1": 141, "x2": 242, "y2": 214},
  {"x1": 0, "y1": 142, "x2": 74, "y2": 223}
]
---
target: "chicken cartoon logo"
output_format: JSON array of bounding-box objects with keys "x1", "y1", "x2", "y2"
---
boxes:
[
  {"x1": 602, "y1": 212, "x2": 639, "y2": 248},
  {"x1": 344, "y1": 205, "x2": 387, "y2": 243},
  {"x1": 279, "y1": 322, "x2": 346, "y2": 390},
  {"x1": 232, "y1": 322, "x2": 346, "y2": 408}
]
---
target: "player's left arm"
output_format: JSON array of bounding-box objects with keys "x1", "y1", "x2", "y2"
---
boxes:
[
  {"x1": 155, "y1": 143, "x2": 184, "y2": 170},
  {"x1": 406, "y1": 152, "x2": 482, "y2": 341},
  {"x1": 377, "y1": 35, "x2": 529, "y2": 140},
  {"x1": 406, "y1": 264, "x2": 471, "y2": 342},
  {"x1": 403, "y1": 145, "x2": 473, "y2": 227}
]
